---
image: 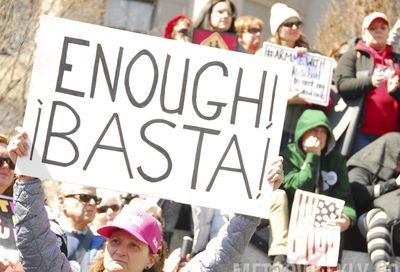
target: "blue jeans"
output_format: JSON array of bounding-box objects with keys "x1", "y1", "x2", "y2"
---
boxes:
[{"x1": 352, "y1": 132, "x2": 379, "y2": 155}]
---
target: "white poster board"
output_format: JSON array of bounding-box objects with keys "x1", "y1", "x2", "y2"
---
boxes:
[
  {"x1": 17, "y1": 16, "x2": 291, "y2": 218},
  {"x1": 287, "y1": 190, "x2": 344, "y2": 267},
  {"x1": 263, "y1": 42, "x2": 333, "y2": 106}
]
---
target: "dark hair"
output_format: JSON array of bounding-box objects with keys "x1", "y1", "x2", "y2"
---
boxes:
[
  {"x1": 193, "y1": 0, "x2": 237, "y2": 33},
  {"x1": 0, "y1": 134, "x2": 15, "y2": 197}
]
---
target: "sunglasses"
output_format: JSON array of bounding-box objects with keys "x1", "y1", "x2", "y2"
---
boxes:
[
  {"x1": 247, "y1": 28, "x2": 261, "y2": 34},
  {"x1": 65, "y1": 194, "x2": 102, "y2": 205},
  {"x1": 97, "y1": 204, "x2": 121, "y2": 213},
  {"x1": 176, "y1": 28, "x2": 190, "y2": 35},
  {"x1": 0, "y1": 157, "x2": 15, "y2": 170},
  {"x1": 282, "y1": 20, "x2": 303, "y2": 28}
]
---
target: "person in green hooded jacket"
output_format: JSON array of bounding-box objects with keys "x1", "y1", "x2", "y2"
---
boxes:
[{"x1": 281, "y1": 109, "x2": 356, "y2": 232}]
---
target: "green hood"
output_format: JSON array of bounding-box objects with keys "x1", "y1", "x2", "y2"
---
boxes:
[{"x1": 294, "y1": 109, "x2": 336, "y2": 154}]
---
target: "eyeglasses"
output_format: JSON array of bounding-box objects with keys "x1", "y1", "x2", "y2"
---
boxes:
[
  {"x1": 281, "y1": 20, "x2": 303, "y2": 28},
  {"x1": 65, "y1": 194, "x2": 102, "y2": 205},
  {"x1": 97, "y1": 204, "x2": 121, "y2": 213},
  {"x1": 176, "y1": 28, "x2": 190, "y2": 36},
  {"x1": 247, "y1": 28, "x2": 261, "y2": 34},
  {"x1": 0, "y1": 157, "x2": 15, "y2": 170}
]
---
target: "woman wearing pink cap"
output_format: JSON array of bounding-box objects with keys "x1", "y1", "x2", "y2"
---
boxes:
[
  {"x1": 335, "y1": 12, "x2": 400, "y2": 157},
  {"x1": 335, "y1": 12, "x2": 400, "y2": 272},
  {"x1": 8, "y1": 128, "x2": 284, "y2": 272}
]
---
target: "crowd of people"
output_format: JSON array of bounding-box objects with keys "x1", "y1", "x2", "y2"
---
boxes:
[{"x1": 1, "y1": 0, "x2": 400, "y2": 271}]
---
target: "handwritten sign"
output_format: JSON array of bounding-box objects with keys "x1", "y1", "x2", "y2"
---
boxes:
[
  {"x1": 287, "y1": 190, "x2": 344, "y2": 267},
  {"x1": 0, "y1": 195, "x2": 18, "y2": 262},
  {"x1": 17, "y1": 16, "x2": 291, "y2": 218},
  {"x1": 263, "y1": 42, "x2": 333, "y2": 106}
]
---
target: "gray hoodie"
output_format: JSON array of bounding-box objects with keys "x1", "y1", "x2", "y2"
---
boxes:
[{"x1": 14, "y1": 179, "x2": 260, "y2": 272}]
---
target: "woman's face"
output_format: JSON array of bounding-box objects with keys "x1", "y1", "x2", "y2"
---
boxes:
[
  {"x1": 104, "y1": 230, "x2": 156, "y2": 272},
  {"x1": 240, "y1": 25, "x2": 262, "y2": 52},
  {"x1": 362, "y1": 19, "x2": 389, "y2": 50},
  {"x1": 171, "y1": 19, "x2": 192, "y2": 42},
  {"x1": 0, "y1": 143, "x2": 14, "y2": 194},
  {"x1": 210, "y1": 1, "x2": 233, "y2": 32},
  {"x1": 95, "y1": 195, "x2": 121, "y2": 227},
  {"x1": 278, "y1": 17, "x2": 302, "y2": 47}
]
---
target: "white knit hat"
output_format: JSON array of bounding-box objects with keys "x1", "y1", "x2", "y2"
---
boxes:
[{"x1": 270, "y1": 3, "x2": 300, "y2": 35}]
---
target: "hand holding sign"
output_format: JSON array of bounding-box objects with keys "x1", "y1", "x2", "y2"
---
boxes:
[
  {"x1": 263, "y1": 42, "x2": 333, "y2": 106},
  {"x1": 266, "y1": 156, "x2": 284, "y2": 190},
  {"x1": 7, "y1": 127, "x2": 28, "y2": 163},
  {"x1": 7, "y1": 127, "x2": 33, "y2": 183},
  {"x1": 325, "y1": 213, "x2": 351, "y2": 232},
  {"x1": 287, "y1": 89, "x2": 310, "y2": 105}
]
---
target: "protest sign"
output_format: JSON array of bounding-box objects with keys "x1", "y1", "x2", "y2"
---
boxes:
[
  {"x1": 262, "y1": 42, "x2": 333, "y2": 106},
  {"x1": 0, "y1": 195, "x2": 18, "y2": 262},
  {"x1": 192, "y1": 28, "x2": 237, "y2": 50},
  {"x1": 17, "y1": 16, "x2": 291, "y2": 218},
  {"x1": 287, "y1": 190, "x2": 344, "y2": 267}
]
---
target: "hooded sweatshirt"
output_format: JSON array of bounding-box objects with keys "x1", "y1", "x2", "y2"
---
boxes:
[
  {"x1": 282, "y1": 109, "x2": 356, "y2": 224},
  {"x1": 347, "y1": 132, "x2": 400, "y2": 214}
]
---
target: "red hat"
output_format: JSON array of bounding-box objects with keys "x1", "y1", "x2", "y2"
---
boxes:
[{"x1": 163, "y1": 15, "x2": 191, "y2": 39}]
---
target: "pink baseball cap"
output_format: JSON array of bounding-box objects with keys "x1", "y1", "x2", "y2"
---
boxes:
[
  {"x1": 362, "y1": 12, "x2": 389, "y2": 30},
  {"x1": 97, "y1": 209, "x2": 162, "y2": 254}
]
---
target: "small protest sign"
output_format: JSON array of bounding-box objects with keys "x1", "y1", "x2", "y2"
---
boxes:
[
  {"x1": 192, "y1": 28, "x2": 237, "y2": 50},
  {"x1": 0, "y1": 195, "x2": 18, "y2": 262},
  {"x1": 287, "y1": 190, "x2": 344, "y2": 267},
  {"x1": 17, "y1": 16, "x2": 291, "y2": 218},
  {"x1": 262, "y1": 42, "x2": 333, "y2": 106}
]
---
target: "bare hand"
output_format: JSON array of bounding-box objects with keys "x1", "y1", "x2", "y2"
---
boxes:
[
  {"x1": 396, "y1": 174, "x2": 400, "y2": 186},
  {"x1": 163, "y1": 248, "x2": 190, "y2": 272},
  {"x1": 7, "y1": 127, "x2": 29, "y2": 165},
  {"x1": 327, "y1": 214, "x2": 351, "y2": 232},
  {"x1": 0, "y1": 258, "x2": 24, "y2": 272},
  {"x1": 387, "y1": 75, "x2": 399, "y2": 94},
  {"x1": 371, "y1": 69, "x2": 386, "y2": 87},
  {"x1": 294, "y1": 46, "x2": 308, "y2": 57},
  {"x1": 267, "y1": 156, "x2": 284, "y2": 190},
  {"x1": 288, "y1": 90, "x2": 310, "y2": 105},
  {"x1": 302, "y1": 135, "x2": 321, "y2": 156},
  {"x1": 7, "y1": 127, "x2": 34, "y2": 183}
]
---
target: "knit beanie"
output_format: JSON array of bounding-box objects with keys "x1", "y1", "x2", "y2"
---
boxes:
[{"x1": 270, "y1": 3, "x2": 300, "y2": 35}]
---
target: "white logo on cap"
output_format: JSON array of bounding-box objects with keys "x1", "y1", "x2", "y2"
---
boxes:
[
  {"x1": 129, "y1": 214, "x2": 144, "y2": 227},
  {"x1": 153, "y1": 237, "x2": 158, "y2": 247}
]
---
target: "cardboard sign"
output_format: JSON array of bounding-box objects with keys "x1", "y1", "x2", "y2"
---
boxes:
[
  {"x1": 192, "y1": 28, "x2": 237, "y2": 51},
  {"x1": 0, "y1": 195, "x2": 18, "y2": 262},
  {"x1": 287, "y1": 190, "x2": 344, "y2": 267},
  {"x1": 17, "y1": 16, "x2": 291, "y2": 218},
  {"x1": 262, "y1": 42, "x2": 333, "y2": 106}
]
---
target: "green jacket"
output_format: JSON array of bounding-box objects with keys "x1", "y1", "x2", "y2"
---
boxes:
[{"x1": 282, "y1": 109, "x2": 356, "y2": 224}]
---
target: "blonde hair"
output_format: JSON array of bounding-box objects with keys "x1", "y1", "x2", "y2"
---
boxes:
[
  {"x1": 0, "y1": 135, "x2": 9, "y2": 145},
  {"x1": 268, "y1": 31, "x2": 310, "y2": 49},
  {"x1": 234, "y1": 16, "x2": 264, "y2": 39}
]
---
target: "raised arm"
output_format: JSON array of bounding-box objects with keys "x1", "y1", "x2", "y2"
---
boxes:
[
  {"x1": 8, "y1": 128, "x2": 73, "y2": 272},
  {"x1": 180, "y1": 157, "x2": 284, "y2": 272}
]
